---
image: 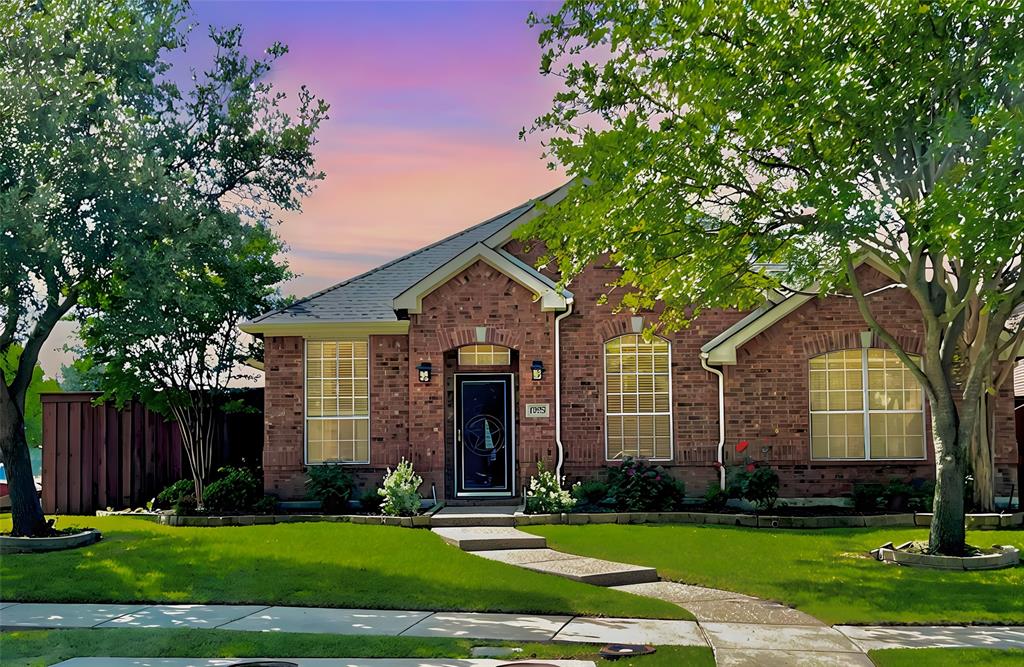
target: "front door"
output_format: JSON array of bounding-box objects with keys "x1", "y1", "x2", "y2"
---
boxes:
[{"x1": 454, "y1": 374, "x2": 515, "y2": 496}]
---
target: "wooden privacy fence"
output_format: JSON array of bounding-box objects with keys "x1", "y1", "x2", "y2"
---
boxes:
[{"x1": 41, "y1": 390, "x2": 263, "y2": 514}]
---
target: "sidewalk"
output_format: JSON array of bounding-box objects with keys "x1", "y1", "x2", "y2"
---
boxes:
[{"x1": 2, "y1": 601, "x2": 1022, "y2": 655}]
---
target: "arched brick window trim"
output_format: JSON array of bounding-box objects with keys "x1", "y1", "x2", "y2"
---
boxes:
[
  {"x1": 802, "y1": 331, "x2": 925, "y2": 359},
  {"x1": 437, "y1": 327, "x2": 526, "y2": 352}
]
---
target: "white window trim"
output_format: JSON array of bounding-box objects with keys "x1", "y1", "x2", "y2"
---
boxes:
[
  {"x1": 809, "y1": 348, "x2": 927, "y2": 462},
  {"x1": 304, "y1": 338, "x2": 371, "y2": 466},
  {"x1": 603, "y1": 334, "x2": 674, "y2": 462}
]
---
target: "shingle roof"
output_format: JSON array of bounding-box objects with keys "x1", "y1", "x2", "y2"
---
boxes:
[{"x1": 248, "y1": 184, "x2": 569, "y2": 326}]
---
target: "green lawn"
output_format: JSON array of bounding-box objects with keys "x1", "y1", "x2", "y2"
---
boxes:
[
  {"x1": 0, "y1": 628, "x2": 715, "y2": 667},
  {"x1": 0, "y1": 516, "x2": 687, "y2": 619},
  {"x1": 869, "y1": 648, "x2": 1024, "y2": 666},
  {"x1": 522, "y1": 524, "x2": 1024, "y2": 625}
]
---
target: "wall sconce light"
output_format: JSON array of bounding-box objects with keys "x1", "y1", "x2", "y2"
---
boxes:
[
  {"x1": 416, "y1": 362, "x2": 432, "y2": 383},
  {"x1": 531, "y1": 360, "x2": 544, "y2": 381}
]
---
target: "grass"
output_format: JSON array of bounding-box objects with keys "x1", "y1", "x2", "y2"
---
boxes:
[
  {"x1": 869, "y1": 648, "x2": 1024, "y2": 666},
  {"x1": 0, "y1": 516, "x2": 688, "y2": 619},
  {"x1": 521, "y1": 523, "x2": 1024, "y2": 625},
  {"x1": 0, "y1": 628, "x2": 716, "y2": 667}
]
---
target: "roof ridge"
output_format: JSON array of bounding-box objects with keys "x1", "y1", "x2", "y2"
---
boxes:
[{"x1": 250, "y1": 189, "x2": 560, "y2": 324}]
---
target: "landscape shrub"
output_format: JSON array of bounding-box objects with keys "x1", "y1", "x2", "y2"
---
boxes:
[
  {"x1": 571, "y1": 479, "x2": 612, "y2": 509},
  {"x1": 306, "y1": 465, "x2": 355, "y2": 513},
  {"x1": 379, "y1": 458, "x2": 422, "y2": 516},
  {"x1": 204, "y1": 466, "x2": 263, "y2": 513},
  {"x1": 359, "y1": 489, "x2": 383, "y2": 513},
  {"x1": 173, "y1": 494, "x2": 198, "y2": 516},
  {"x1": 155, "y1": 479, "x2": 194, "y2": 510},
  {"x1": 882, "y1": 478, "x2": 934, "y2": 512},
  {"x1": 703, "y1": 482, "x2": 729, "y2": 510},
  {"x1": 851, "y1": 483, "x2": 885, "y2": 512},
  {"x1": 605, "y1": 457, "x2": 686, "y2": 512},
  {"x1": 525, "y1": 463, "x2": 577, "y2": 513},
  {"x1": 728, "y1": 464, "x2": 779, "y2": 510},
  {"x1": 253, "y1": 494, "x2": 278, "y2": 514}
]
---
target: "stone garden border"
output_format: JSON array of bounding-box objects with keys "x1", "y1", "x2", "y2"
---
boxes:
[
  {"x1": 96, "y1": 509, "x2": 1024, "y2": 530},
  {"x1": 0, "y1": 528, "x2": 101, "y2": 554},
  {"x1": 873, "y1": 542, "x2": 1020, "y2": 570}
]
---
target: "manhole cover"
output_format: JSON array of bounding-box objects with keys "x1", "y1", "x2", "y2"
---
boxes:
[{"x1": 599, "y1": 643, "x2": 657, "y2": 658}]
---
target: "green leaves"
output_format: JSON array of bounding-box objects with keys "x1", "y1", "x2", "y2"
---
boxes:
[{"x1": 521, "y1": 0, "x2": 1024, "y2": 328}]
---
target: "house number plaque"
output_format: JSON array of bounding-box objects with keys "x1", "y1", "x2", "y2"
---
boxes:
[{"x1": 525, "y1": 403, "x2": 550, "y2": 418}]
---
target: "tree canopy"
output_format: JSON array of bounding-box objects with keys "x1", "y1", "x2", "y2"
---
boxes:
[
  {"x1": 521, "y1": 0, "x2": 1024, "y2": 554},
  {"x1": 0, "y1": 0, "x2": 326, "y2": 534}
]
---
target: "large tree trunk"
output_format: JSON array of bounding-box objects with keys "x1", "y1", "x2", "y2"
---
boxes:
[
  {"x1": 969, "y1": 392, "x2": 996, "y2": 512},
  {"x1": 929, "y1": 394, "x2": 967, "y2": 555},
  {"x1": 0, "y1": 381, "x2": 50, "y2": 536}
]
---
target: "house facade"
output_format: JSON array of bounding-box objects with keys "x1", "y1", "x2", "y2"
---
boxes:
[{"x1": 242, "y1": 183, "x2": 1020, "y2": 503}]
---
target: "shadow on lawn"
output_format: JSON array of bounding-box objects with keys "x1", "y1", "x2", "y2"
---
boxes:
[
  {"x1": 0, "y1": 520, "x2": 676, "y2": 618},
  {"x1": 532, "y1": 523, "x2": 1024, "y2": 625}
]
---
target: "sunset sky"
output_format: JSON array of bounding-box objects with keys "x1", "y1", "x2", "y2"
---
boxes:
[
  {"x1": 185, "y1": 0, "x2": 567, "y2": 293},
  {"x1": 42, "y1": 0, "x2": 567, "y2": 376}
]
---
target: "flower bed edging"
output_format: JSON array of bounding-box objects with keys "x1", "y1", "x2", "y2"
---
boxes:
[
  {"x1": 0, "y1": 529, "x2": 101, "y2": 554},
  {"x1": 873, "y1": 543, "x2": 1020, "y2": 570}
]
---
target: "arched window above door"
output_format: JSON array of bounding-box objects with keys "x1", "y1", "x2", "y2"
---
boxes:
[{"x1": 458, "y1": 344, "x2": 511, "y2": 366}]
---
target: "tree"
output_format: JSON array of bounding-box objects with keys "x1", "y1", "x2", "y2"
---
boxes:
[
  {"x1": 1, "y1": 346, "x2": 61, "y2": 449},
  {"x1": 79, "y1": 213, "x2": 289, "y2": 508},
  {"x1": 0, "y1": 0, "x2": 326, "y2": 535},
  {"x1": 521, "y1": 0, "x2": 1024, "y2": 555},
  {"x1": 60, "y1": 358, "x2": 105, "y2": 392}
]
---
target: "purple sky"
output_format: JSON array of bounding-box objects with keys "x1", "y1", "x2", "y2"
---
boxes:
[
  {"x1": 185, "y1": 0, "x2": 566, "y2": 296},
  {"x1": 43, "y1": 0, "x2": 567, "y2": 376}
]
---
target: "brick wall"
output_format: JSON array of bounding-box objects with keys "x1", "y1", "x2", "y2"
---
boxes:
[
  {"x1": 407, "y1": 259, "x2": 557, "y2": 498},
  {"x1": 261, "y1": 250, "x2": 1019, "y2": 500},
  {"x1": 262, "y1": 335, "x2": 305, "y2": 497}
]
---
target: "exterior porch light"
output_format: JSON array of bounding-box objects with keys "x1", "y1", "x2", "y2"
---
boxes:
[
  {"x1": 416, "y1": 362, "x2": 433, "y2": 383},
  {"x1": 531, "y1": 360, "x2": 545, "y2": 381}
]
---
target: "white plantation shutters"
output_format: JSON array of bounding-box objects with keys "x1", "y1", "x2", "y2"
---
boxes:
[
  {"x1": 809, "y1": 349, "x2": 925, "y2": 460},
  {"x1": 605, "y1": 334, "x2": 672, "y2": 460},
  {"x1": 305, "y1": 340, "x2": 370, "y2": 464}
]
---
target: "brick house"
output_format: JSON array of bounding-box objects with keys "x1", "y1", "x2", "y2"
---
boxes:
[{"x1": 242, "y1": 183, "x2": 1019, "y2": 503}]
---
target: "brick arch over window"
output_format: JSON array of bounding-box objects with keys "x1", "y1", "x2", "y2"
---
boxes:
[
  {"x1": 604, "y1": 333, "x2": 673, "y2": 461},
  {"x1": 802, "y1": 331, "x2": 925, "y2": 359},
  {"x1": 436, "y1": 327, "x2": 525, "y2": 353}
]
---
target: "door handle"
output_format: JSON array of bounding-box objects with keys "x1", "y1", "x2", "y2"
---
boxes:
[{"x1": 457, "y1": 429, "x2": 461, "y2": 443}]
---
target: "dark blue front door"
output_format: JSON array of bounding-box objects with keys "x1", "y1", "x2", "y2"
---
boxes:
[{"x1": 455, "y1": 375, "x2": 514, "y2": 495}]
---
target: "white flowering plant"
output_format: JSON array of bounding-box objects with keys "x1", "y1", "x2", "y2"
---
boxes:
[
  {"x1": 379, "y1": 458, "x2": 423, "y2": 516},
  {"x1": 524, "y1": 462, "x2": 577, "y2": 514}
]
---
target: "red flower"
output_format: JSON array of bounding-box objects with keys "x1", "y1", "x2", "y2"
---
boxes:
[
  {"x1": 736, "y1": 440, "x2": 750, "y2": 453},
  {"x1": 746, "y1": 463, "x2": 756, "y2": 473}
]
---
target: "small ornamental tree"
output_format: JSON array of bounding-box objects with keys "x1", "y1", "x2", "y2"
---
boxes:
[
  {"x1": 78, "y1": 216, "x2": 291, "y2": 508},
  {"x1": 0, "y1": 0, "x2": 325, "y2": 534},
  {"x1": 522, "y1": 1, "x2": 1024, "y2": 555}
]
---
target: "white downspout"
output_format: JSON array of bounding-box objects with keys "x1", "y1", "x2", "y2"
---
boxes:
[
  {"x1": 554, "y1": 299, "x2": 574, "y2": 480},
  {"x1": 701, "y1": 352, "x2": 727, "y2": 490}
]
